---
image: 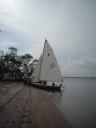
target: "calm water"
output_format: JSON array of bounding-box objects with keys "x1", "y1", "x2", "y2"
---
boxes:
[{"x1": 51, "y1": 78, "x2": 96, "y2": 128}]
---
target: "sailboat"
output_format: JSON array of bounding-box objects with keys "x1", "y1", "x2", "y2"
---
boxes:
[{"x1": 31, "y1": 39, "x2": 62, "y2": 91}]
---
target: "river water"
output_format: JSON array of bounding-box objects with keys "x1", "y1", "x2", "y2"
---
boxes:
[{"x1": 50, "y1": 78, "x2": 96, "y2": 128}]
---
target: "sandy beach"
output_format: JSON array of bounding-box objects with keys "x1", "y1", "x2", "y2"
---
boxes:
[{"x1": 0, "y1": 82, "x2": 72, "y2": 128}]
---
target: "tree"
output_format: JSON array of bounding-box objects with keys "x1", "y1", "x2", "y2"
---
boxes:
[
  {"x1": 21, "y1": 54, "x2": 33, "y2": 64},
  {"x1": 8, "y1": 47, "x2": 17, "y2": 56},
  {"x1": 0, "y1": 52, "x2": 5, "y2": 80},
  {"x1": 3, "y1": 47, "x2": 22, "y2": 80},
  {"x1": 0, "y1": 47, "x2": 34, "y2": 81},
  {"x1": 20, "y1": 54, "x2": 33, "y2": 80}
]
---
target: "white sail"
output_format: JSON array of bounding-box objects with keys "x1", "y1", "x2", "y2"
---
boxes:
[
  {"x1": 31, "y1": 54, "x2": 42, "y2": 82},
  {"x1": 40, "y1": 39, "x2": 62, "y2": 82},
  {"x1": 31, "y1": 39, "x2": 62, "y2": 82}
]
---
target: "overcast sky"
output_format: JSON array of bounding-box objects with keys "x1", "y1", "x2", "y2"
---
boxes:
[{"x1": 0, "y1": 0, "x2": 96, "y2": 77}]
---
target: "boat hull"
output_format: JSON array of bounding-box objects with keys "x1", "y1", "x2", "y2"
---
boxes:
[{"x1": 32, "y1": 83, "x2": 61, "y2": 91}]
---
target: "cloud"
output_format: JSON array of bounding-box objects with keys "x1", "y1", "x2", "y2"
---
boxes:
[{"x1": 0, "y1": 0, "x2": 96, "y2": 76}]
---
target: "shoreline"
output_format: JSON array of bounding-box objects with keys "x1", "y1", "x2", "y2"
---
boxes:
[{"x1": 0, "y1": 82, "x2": 72, "y2": 128}]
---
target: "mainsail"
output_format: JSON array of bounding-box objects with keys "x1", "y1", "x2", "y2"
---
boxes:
[{"x1": 31, "y1": 39, "x2": 62, "y2": 82}]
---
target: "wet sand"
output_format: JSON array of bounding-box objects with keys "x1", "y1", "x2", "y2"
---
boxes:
[{"x1": 0, "y1": 82, "x2": 72, "y2": 128}]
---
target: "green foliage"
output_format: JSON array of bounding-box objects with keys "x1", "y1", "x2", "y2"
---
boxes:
[
  {"x1": 20, "y1": 54, "x2": 33, "y2": 80},
  {"x1": 0, "y1": 47, "x2": 34, "y2": 81},
  {"x1": 8, "y1": 47, "x2": 17, "y2": 56}
]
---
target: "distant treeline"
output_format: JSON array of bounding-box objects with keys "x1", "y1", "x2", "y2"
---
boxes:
[{"x1": 0, "y1": 47, "x2": 38, "y2": 81}]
